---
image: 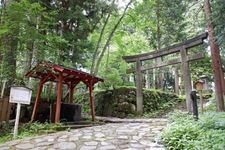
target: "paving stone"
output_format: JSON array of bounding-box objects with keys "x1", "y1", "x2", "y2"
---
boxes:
[
  {"x1": 132, "y1": 136, "x2": 141, "y2": 140},
  {"x1": 95, "y1": 132, "x2": 105, "y2": 138},
  {"x1": 93, "y1": 128, "x2": 102, "y2": 132},
  {"x1": 101, "y1": 141, "x2": 111, "y2": 146},
  {"x1": 84, "y1": 132, "x2": 93, "y2": 136},
  {"x1": 83, "y1": 130, "x2": 93, "y2": 133},
  {"x1": 149, "y1": 148, "x2": 165, "y2": 150},
  {"x1": 69, "y1": 136, "x2": 79, "y2": 141},
  {"x1": 95, "y1": 137, "x2": 106, "y2": 141},
  {"x1": 124, "y1": 148, "x2": 139, "y2": 150},
  {"x1": 45, "y1": 138, "x2": 54, "y2": 142},
  {"x1": 80, "y1": 146, "x2": 97, "y2": 150},
  {"x1": 0, "y1": 146, "x2": 10, "y2": 150},
  {"x1": 140, "y1": 140, "x2": 155, "y2": 146},
  {"x1": 34, "y1": 138, "x2": 45, "y2": 143},
  {"x1": 57, "y1": 138, "x2": 67, "y2": 142},
  {"x1": 16, "y1": 143, "x2": 35, "y2": 149},
  {"x1": 70, "y1": 132, "x2": 83, "y2": 137},
  {"x1": 31, "y1": 147, "x2": 47, "y2": 150},
  {"x1": 129, "y1": 140, "x2": 138, "y2": 143},
  {"x1": 99, "y1": 145, "x2": 117, "y2": 150},
  {"x1": 59, "y1": 135, "x2": 68, "y2": 139},
  {"x1": 119, "y1": 144, "x2": 130, "y2": 149},
  {"x1": 43, "y1": 136, "x2": 55, "y2": 140},
  {"x1": 36, "y1": 141, "x2": 54, "y2": 147},
  {"x1": 115, "y1": 140, "x2": 129, "y2": 146},
  {"x1": 118, "y1": 135, "x2": 129, "y2": 140},
  {"x1": 105, "y1": 136, "x2": 114, "y2": 140},
  {"x1": 130, "y1": 143, "x2": 145, "y2": 148},
  {"x1": 81, "y1": 135, "x2": 92, "y2": 140},
  {"x1": 138, "y1": 132, "x2": 146, "y2": 137},
  {"x1": 84, "y1": 141, "x2": 98, "y2": 146},
  {"x1": 140, "y1": 128, "x2": 150, "y2": 132},
  {"x1": 152, "y1": 130, "x2": 161, "y2": 134},
  {"x1": 53, "y1": 142, "x2": 76, "y2": 149}
]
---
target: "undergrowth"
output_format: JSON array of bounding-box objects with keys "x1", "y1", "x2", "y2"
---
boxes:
[
  {"x1": 162, "y1": 110, "x2": 225, "y2": 150},
  {"x1": 0, "y1": 122, "x2": 66, "y2": 144}
]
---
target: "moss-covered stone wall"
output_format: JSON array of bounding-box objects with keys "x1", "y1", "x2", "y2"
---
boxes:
[{"x1": 76, "y1": 87, "x2": 184, "y2": 118}]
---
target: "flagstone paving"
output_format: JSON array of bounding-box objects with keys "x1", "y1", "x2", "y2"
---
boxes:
[{"x1": 0, "y1": 118, "x2": 168, "y2": 150}]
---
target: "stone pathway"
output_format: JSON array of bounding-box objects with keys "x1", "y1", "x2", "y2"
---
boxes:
[{"x1": 0, "y1": 118, "x2": 168, "y2": 150}]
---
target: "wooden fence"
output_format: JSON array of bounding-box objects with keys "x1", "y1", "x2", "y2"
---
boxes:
[{"x1": 0, "y1": 97, "x2": 11, "y2": 123}]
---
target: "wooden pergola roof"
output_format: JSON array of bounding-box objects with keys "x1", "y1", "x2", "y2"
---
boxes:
[
  {"x1": 25, "y1": 62, "x2": 103, "y2": 123},
  {"x1": 25, "y1": 62, "x2": 103, "y2": 85}
]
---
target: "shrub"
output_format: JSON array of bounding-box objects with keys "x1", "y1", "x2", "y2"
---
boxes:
[
  {"x1": 162, "y1": 111, "x2": 225, "y2": 150},
  {"x1": 194, "y1": 129, "x2": 225, "y2": 150},
  {"x1": 198, "y1": 112, "x2": 225, "y2": 130},
  {"x1": 162, "y1": 112, "x2": 201, "y2": 150}
]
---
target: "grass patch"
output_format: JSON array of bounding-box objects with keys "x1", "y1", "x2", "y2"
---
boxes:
[{"x1": 0, "y1": 122, "x2": 67, "y2": 144}]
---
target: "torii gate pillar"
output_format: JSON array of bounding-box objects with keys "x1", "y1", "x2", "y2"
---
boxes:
[
  {"x1": 181, "y1": 48, "x2": 192, "y2": 112},
  {"x1": 135, "y1": 60, "x2": 143, "y2": 114}
]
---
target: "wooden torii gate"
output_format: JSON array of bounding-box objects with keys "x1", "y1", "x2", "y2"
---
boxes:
[{"x1": 123, "y1": 33, "x2": 208, "y2": 113}]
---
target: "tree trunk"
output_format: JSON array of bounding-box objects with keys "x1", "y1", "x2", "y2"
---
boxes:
[
  {"x1": 90, "y1": 0, "x2": 115, "y2": 75},
  {"x1": 155, "y1": 0, "x2": 164, "y2": 89},
  {"x1": 93, "y1": 0, "x2": 132, "y2": 76},
  {"x1": 204, "y1": 0, "x2": 224, "y2": 111},
  {"x1": 3, "y1": 36, "x2": 18, "y2": 95}
]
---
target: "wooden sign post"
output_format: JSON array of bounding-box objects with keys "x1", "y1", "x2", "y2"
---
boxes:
[
  {"x1": 195, "y1": 80, "x2": 205, "y2": 114},
  {"x1": 9, "y1": 86, "x2": 32, "y2": 139}
]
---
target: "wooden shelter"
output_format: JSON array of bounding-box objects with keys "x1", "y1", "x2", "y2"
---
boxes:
[{"x1": 25, "y1": 62, "x2": 103, "y2": 123}]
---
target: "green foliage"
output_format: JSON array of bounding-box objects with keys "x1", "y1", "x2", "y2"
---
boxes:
[
  {"x1": 211, "y1": 0, "x2": 225, "y2": 47},
  {"x1": 75, "y1": 91, "x2": 91, "y2": 114},
  {"x1": 76, "y1": 87, "x2": 183, "y2": 118},
  {"x1": 143, "y1": 89, "x2": 183, "y2": 117},
  {"x1": 162, "y1": 111, "x2": 225, "y2": 150},
  {"x1": 0, "y1": 122, "x2": 65, "y2": 143},
  {"x1": 190, "y1": 52, "x2": 212, "y2": 82},
  {"x1": 198, "y1": 112, "x2": 225, "y2": 130},
  {"x1": 100, "y1": 68, "x2": 123, "y2": 89}
]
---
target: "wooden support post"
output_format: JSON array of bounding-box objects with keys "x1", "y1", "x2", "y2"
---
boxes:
[
  {"x1": 180, "y1": 48, "x2": 192, "y2": 113},
  {"x1": 135, "y1": 60, "x2": 143, "y2": 114},
  {"x1": 199, "y1": 90, "x2": 204, "y2": 114},
  {"x1": 174, "y1": 67, "x2": 179, "y2": 95},
  {"x1": 31, "y1": 82, "x2": 43, "y2": 122},
  {"x1": 13, "y1": 103, "x2": 21, "y2": 139},
  {"x1": 89, "y1": 81, "x2": 95, "y2": 122},
  {"x1": 55, "y1": 73, "x2": 63, "y2": 123},
  {"x1": 69, "y1": 84, "x2": 75, "y2": 103},
  {"x1": 1, "y1": 80, "x2": 6, "y2": 98},
  {"x1": 0, "y1": 98, "x2": 9, "y2": 122}
]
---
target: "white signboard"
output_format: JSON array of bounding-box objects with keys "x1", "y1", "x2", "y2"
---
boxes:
[{"x1": 9, "y1": 86, "x2": 32, "y2": 105}]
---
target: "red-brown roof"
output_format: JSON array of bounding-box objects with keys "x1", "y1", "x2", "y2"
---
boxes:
[{"x1": 25, "y1": 62, "x2": 103, "y2": 85}]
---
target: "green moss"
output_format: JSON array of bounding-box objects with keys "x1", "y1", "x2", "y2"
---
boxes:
[{"x1": 76, "y1": 87, "x2": 183, "y2": 118}]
